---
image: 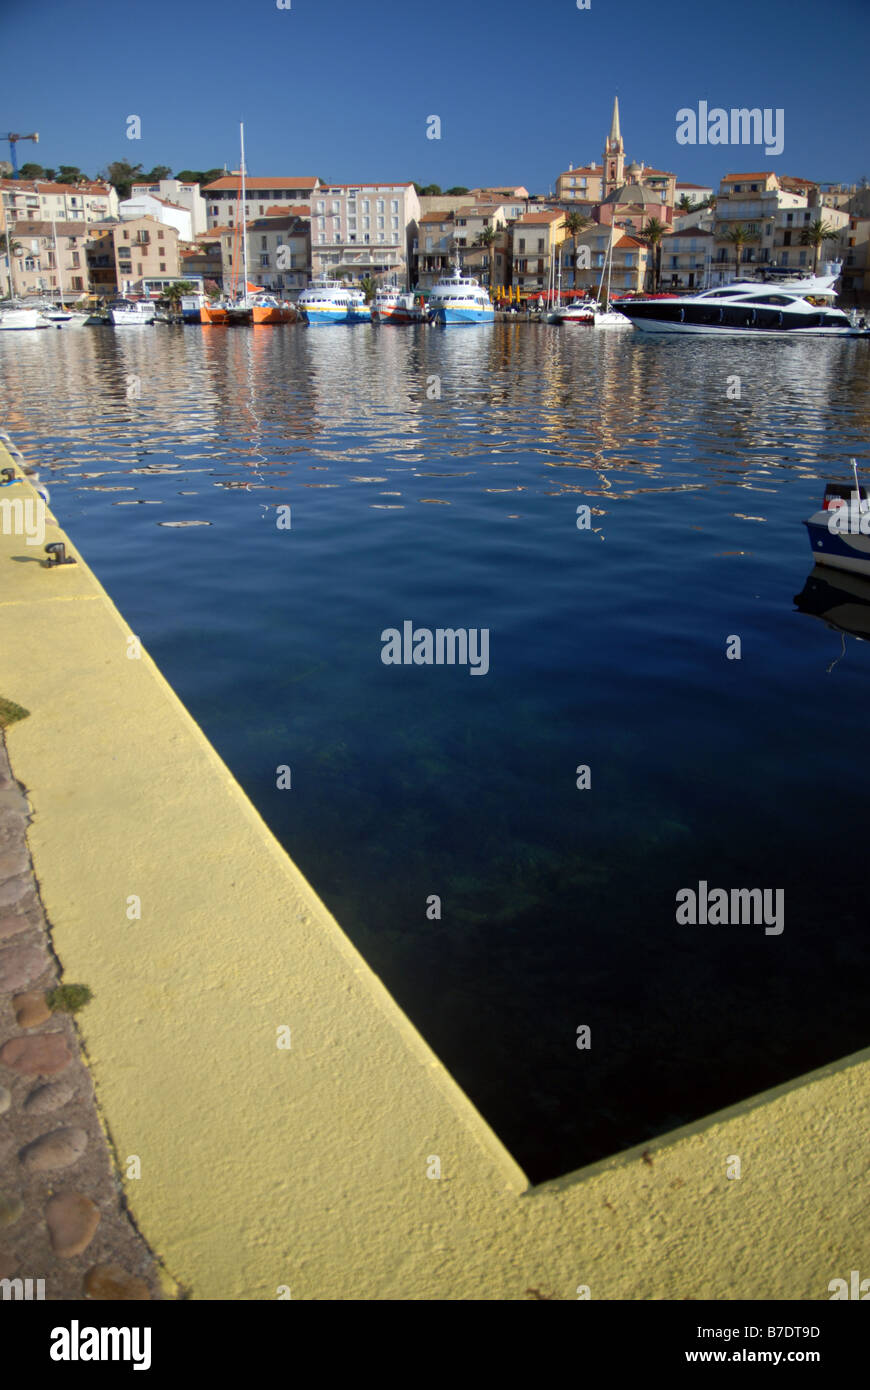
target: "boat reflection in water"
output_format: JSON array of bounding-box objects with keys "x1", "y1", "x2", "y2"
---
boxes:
[{"x1": 794, "y1": 565, "x2": 870, "y2": 667}]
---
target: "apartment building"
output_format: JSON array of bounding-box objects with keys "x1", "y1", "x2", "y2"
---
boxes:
[
  {"x1": 85, "y1": 216, "x2": 180, "y2": 297},
  {"x1": 676, "y1": 181, "x2": 714, "y2": 208},
  {"x1": 218, "y1": 215, "x2": 310, "y2": 297},
  {"x1": 565, "y1": 227, "x2": 649, "y2": 296},
  {"x1": 5, "y1": 220, "x2": 91, "y2": 299},
  {"x1": 308, "y1": 182, "x2": 420, "y2": 284},
  {"x1": 202, "y1": 175, "x2": 321, "y2": 229},
  {"x1": 709, "y1": 172, "x2": 847, "y2": 282},
  {"x1": 130, "y1": 178, "x2": 207, "y2": 235},
  {"x1": 659, "y1": 228, "x2": 714, "y2": 289},
  {"x1": 1, "y1": 179, "x2": 118, "y2": 230},
  {"x1": 510, "y1": 209, "x2": 567, "y2": 293}
]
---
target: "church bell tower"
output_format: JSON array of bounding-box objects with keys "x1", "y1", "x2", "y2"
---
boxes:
[{"x1": 604, "y1": 95, "x2": 625, "y2": 195}]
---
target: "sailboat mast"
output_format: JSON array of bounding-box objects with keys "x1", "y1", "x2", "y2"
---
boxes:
[
  {"x1": 52, "y1": 215, "x2": 64, "y2": 306},
  {"x1": 239, "y1": 122, "x2": 249, "y2": 304}
]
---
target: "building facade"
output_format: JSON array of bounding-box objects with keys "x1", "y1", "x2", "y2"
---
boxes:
[
  {"x1": 202, "y1": 176, "x2": 321, "y2": 229},
  {"x1": 85, "y1": 217, "x2": 180, "y2": 297},
  {"x1": 130, "y1": 178, "x2": 207, "y2": 235},
  {"x1": 510, "y1": 209, "x2": 567, "y2": 293},
  {"x1": 1, "y1": 179, "x2": 119, "y2": 231},
  {"x1": 5, "y1": 220, "x2": 91, "y2": 299},
  {"x1": 307, "y1": 183, "x2": 420, "y2": 284},
  {"x1": 218, "y1": 215, "x2": 310, "y2": 297},
  {"x1": 119, "y1": 193, "x2": 194, "y2": 242}
]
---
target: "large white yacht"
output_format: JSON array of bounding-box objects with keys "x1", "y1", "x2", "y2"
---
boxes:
[
  {"x1": 428, "y1": 265, "x2": 494, "y2": 325},
  {"x1": 618, "y1": 268, "x2": 866, "y2": 337}
]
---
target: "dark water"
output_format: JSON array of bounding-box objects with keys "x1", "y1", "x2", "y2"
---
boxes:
[{"x1": 2, "y1": 322, "x2": 869, "y2": 1182}]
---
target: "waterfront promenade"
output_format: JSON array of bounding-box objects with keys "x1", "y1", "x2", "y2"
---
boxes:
[{"x1": 1, "y1": 437, "x2": 868, "y2": 1299}]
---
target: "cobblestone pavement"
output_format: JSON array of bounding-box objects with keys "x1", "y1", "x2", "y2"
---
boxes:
[{"x1": 0, "y1": 727, "x2": 164, "y2": 1300}]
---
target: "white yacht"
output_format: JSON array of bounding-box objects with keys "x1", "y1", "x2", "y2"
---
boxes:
[
  {"x1": 0, "y1": 306, "x2": 50, "y2": 331},
  {"x1": 618, "y1": 269, "x2": 865, "y2": 337},
  {"x1": 109, "y1": 298, "x2": 156, "y2": 327},
  {"x1": 297, "y1": 276, "x2": 354, "y2": 325},
  {"x1": 428, "y1": 265, "x2": 494, "y2": 324}
]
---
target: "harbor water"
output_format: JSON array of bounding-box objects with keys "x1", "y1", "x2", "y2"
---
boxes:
[{"x1": 2, "y1": 321, "x2": 869, "y2": 1181}]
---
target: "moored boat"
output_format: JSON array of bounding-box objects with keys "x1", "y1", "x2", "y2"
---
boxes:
[
  {"x1": 619, "y1": 269, "x2": 865, "y2": 337},
  {"x1": 371, "y1": 285, "x2": 426, "y2": 324},
  {"x1": 0, "y1": 306, "x2": 50, "y2": 331},
  {"x1": 346, "y1": 288, "x2": 372, "y2": 323},
  {"x1": 428, "y1": 264, "x2": 494, "y2": 325},
  {"x1": 109, "y1": 298, "x2": 156, "y2": 327},
  {"x1": 804, "y1": 464, "x2": 870, "y2": 577},
  {"x1": 250, "y1": 294, "x2": 296, "y2": 325},
  {"x1": 298, "y1": 277, "x2": 353, "y2": 325}
]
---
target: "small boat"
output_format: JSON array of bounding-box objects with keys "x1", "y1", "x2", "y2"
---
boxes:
[
  {"x1": 109, "y1": 298, "x2": 156, "y2": 327},
  {"x1": 428, "y1": 263, "x2": 494, "y2": 325},
  {"x1": 548, "y1": 299, "x2": 596, "y2": 324},
  {"x1": 0, "y1": 306, "x2": 50, "y2": 331},
  {"x1": 250, "y1": 294, "x2": 296, "y2": 325},
  {"x1": 804, "y1": 461, "x2": 870, "y2": 577},
  {"x1": 298, "y1": 276, "x2": 354, "y2": 325},
  {"x1": 199, "y1": 299, "x2": 230, "y2": 325},
  {"x1": 371, "y1": 285, "x2": 426, "y2": 324}
]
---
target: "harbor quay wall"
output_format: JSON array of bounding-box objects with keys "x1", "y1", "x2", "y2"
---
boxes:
[{"x1": 0, "y1": 434, "x2": 867, "y2": 1300}]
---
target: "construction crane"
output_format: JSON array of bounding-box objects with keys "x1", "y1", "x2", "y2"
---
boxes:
[{"x1": 1, "y1": 132, "x2": 39, "y2": 179}]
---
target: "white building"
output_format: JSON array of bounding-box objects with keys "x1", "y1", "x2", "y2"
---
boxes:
[
  {"x1": 308, "y1": 183, "x2": 421, "y2": 284},
  {"x1": 1, "y1": 179, "x2": 118, "y2": 228},
  {"x1": 120, "y1": 192, "x2": 194, "y2": 242},
  {"x1": 130, "y1": 178, "x2": 207, "y2": 235}
]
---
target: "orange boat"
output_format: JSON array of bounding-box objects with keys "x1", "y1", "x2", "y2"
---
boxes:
[
  {"x1": 251, "y1": 295, "x2": 296, "y2": 325},
  {"x1": 200, "y1": 300, "x2": 230, "y2": 325}
]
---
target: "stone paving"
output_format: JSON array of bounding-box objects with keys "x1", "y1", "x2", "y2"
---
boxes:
[{"x1": 0, "y1": 726, "x2": 163, "y2": 1300}]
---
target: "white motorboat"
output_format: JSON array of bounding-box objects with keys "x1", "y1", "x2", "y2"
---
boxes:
[
  {"x1": 0, "y1": 306, "x2": 50, "y2": 331},
  {"x1": 109, "y1": 298, "x2": 156, "y2": 327},
  {"x1": 298, "y1": 276, "x2": 354, "y2": 325},
  {"x1": 618, "y1": 268, "x2": 864, "y2": 337},
  {"x1": 371, "y1": 285, "x2": 426, "y2": 324}
]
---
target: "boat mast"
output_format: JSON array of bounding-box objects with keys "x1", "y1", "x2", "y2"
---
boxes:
[
  {"x1": 52, "y1": 215, "x2": 65, "y2": 306},
  {"x1": 239, "y1": 122, "x2": 249, "y2": 305}
]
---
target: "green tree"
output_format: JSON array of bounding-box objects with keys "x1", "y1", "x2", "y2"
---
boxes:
[
  {"x1": 418, "y1": 184, "x2": 442, "y2": 196},
  {"x1": 642, "y1": 217, "x2": 667, "y2": 291},
  {"x1": 445, "y1": 186, "x2": 469, "y2": 195},
  {"x1": 676, "y1": 193, "x2": 695, "y2": 214},
  {"x1": 800, "y1": 217, "x2": 840, "y2": 274},
  {"x1": 100, "y1": 160, "x2": 145, "y2": 198},
  {"x1": 360, "y1": 275, "x2": 376, "y2": 303},
  {"x1": 175, "y1": 169, "x2": 224, "y2": 186},
  {"x1": 473, "y1": 226, "x2": 497, "y2": 248},
  {"x1": 724, "y1": 223, "x2": 751, "y2": 282},
  {"x1": 143, "y1": 165, "x2": 172, "y2": 182},
  {"x1": 57, "y1": 165, "x2": 86, "y2": 184},
  {"x1": 565, "y1": 211, "x2": 591, "y2": 288},
  {"x1": 18, "y1": 162, "x2": 46, "y2": 179},
  {"x1": 162, "y1": 280, "x2": 195, "y2": 314}
]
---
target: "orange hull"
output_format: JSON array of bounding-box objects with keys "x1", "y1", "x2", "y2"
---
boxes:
[
  {"x1": 251, "y1": 304, "x2": 296, "y2": 325},
  {"x1": 200, "y1": 302, "x2": 229, "y2": 325}
]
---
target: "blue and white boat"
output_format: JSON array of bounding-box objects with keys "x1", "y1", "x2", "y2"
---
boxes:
[
  {"x1": 297, "y1": 277, "x2": 353, "y2": 325},
  {"x1": 428, "y1": 264, "x2": 494, "y2": 325},
  {"x1": 804, "y1": 462, "x2": 870, "y2": 577}
]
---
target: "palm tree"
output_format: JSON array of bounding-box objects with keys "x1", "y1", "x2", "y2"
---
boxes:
[
  {"x1": 800, "y1": 217, "x2": 840, "y2": 274},
  {"x1": 360, "y1": 275, "x2": 376, "y2": 303},
  {"x1": 642, "y1": 217, "x2": 667, "y2": 292},
  {"x1": 473, "y1": 225, "x2": 497, "y2": 249},
  {"x1": 724, "y1": 224, "x2": 751, "y2": 282},
  {"x1": 162, "y1": 281, "x2": 195, "y2": 316},
  {"x1": 676, "y1": 194, "x2": 694, "y2": 215},
  {"x1": 564, "y1": 211, "x2": 590, "y2": 289}
]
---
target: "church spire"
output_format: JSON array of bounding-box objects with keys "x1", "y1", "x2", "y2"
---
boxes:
[{"x1": 609, "y1": 95, "x2": 621, "y2": 146}]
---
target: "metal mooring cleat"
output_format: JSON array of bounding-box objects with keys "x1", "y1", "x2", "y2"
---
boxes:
[{"x1": 44, "y1": 542, "x2": 77, "y2": 567}]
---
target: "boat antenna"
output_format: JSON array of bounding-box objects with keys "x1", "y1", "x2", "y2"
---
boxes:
[{"x1": 852, "y1": 457, "x2": 864, "y2": 512}]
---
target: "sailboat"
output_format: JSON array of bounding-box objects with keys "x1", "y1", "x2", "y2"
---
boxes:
[{"x1": 590, "y1": 223, "x2": 632, "y2": 328}]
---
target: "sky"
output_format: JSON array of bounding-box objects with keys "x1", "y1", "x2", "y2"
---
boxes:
[{"x1": 1, "y1": 0, "x2": 868, "y2": 194}]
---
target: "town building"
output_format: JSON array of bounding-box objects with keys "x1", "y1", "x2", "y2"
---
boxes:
[
  {"x1": 556, "y1": 99, "x2": 676, "y2": 220},
  {"x1": 307, "y1": 183, "x2": 420, "y2": 284},
  {"x1": 675, "y1": 182, "x2": 714, "y2": 208},
  {"x1": 130, "y1": 178, "x2": 207, "y2": 235},
  {"x1": 85, "y1": 216, "x2": 180, "y2": 297},
  {"x1": 202, "y1": 175, "x2": 321, "y2": 229},
  {"x1": 5, "y1": 220, "x2": 92, "y2": 299},
  {"x1": 564, "y1": 226, "x2": 650, "y2": 296},
  {"x1": 119, "y1": 192, "x2": 195, "y2": 242},
  {"x1": 658, "y1": 228, "x2": 714, "y2": 289},
  {"x1": 1, "y1": 178, "x2": 118, "y2": 230},
  {"x1": 510, "y1": 208, "x2": 567, "y2": 294},
  {"x1": 217, "y1": 215, "x2": 310, "y2": 298},
  {"x1": 710, "y1": 172, "x2": 850, "y2": 282},
  {"x1": 415, "y1": 210, "x2": 458, "y2": 286}
]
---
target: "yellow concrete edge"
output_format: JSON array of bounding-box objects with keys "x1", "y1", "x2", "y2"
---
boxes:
[{"x1": 1, "y1": 433, "x2": 868, "y2": 1300}]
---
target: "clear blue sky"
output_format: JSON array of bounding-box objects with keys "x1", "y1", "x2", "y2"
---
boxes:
[{"x1": 2, "y1": 0, "x2": 868, "y2": 192}]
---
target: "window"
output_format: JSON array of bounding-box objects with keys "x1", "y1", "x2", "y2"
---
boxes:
[
  {"x1": 260, "y1": 254, "x2": 269, "y2": 267},
  {"x1": 159, "y1": 262, "x2": 166, "y2": 272},
  {"x1": 362, "y1": 200, "x2": 370, "y2": 212},
  {"x1": 261, "y1": 236, "x2": 268, "y2": 249},
  {"x1": 331, "y1": 201, "x2": 340, "y2": 213},
  {"x1": 392, "y1": 216, "x2": 399, "y2": 229},
  {"x1": 317, "y1": 201, "x2": 325, "y2": 213},
  {"x1": 377, "y1": 200, "x2": 384, "y2": 214},
  {"x1": 158, "y1": 229, "x2": 164, "y2": 239},
  {"x1": 391, "y1": 200, "x2": 398, "y2": 213},
  {"x1": 123, "y1": 230, "x2": 130, "y2": 240},
  {"x1": 378, "y1": 232, "x2": 385, "y2": 243},
  {"x1": 537, "y1": 238, "x2": 544, "y2": 252}
]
